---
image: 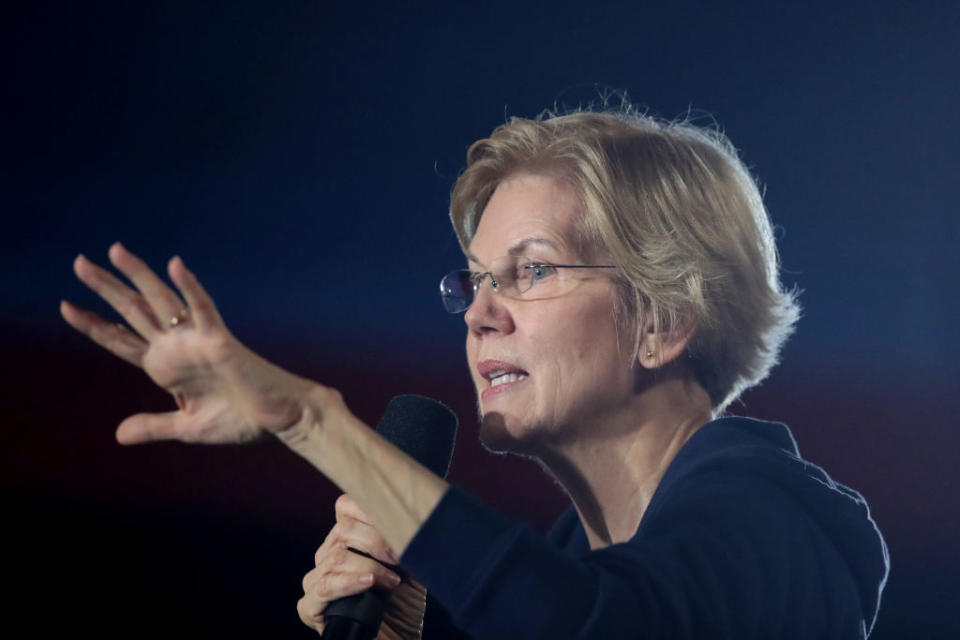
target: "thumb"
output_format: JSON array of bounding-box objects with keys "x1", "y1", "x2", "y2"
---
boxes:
[{"x1": 117, "y1": 411, "x2": 182, "y2": 445}]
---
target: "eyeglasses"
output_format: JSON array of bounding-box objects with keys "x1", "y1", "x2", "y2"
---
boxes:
[{"x1": 439, "y1": 255, "x2": 616, "y2": 313}]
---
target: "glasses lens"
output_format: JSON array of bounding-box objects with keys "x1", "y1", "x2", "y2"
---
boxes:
[{"x1": 439, "y1": 270, "x2": 473, "y2": 313}]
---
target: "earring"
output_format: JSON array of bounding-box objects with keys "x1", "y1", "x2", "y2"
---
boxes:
[{"x1": 645, "y1": 350, "x2": 656, "y2": 359}]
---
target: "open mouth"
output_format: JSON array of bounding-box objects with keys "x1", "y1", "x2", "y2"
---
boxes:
[
  {"x1": 478, "y1": 359, "x2": 529, "y2": 401},
  {"x1": 489, "y1": 371, "x2": 528, "y2": 387}
]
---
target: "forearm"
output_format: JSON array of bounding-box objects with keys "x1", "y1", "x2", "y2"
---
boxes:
[{"x1": 275, "y1": 384, "x2": 448, "y2": 557}]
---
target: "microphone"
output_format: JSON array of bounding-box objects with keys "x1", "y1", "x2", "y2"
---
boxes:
[{"x1": 322, "y1": 394, "x2": 458, "y2": 640}]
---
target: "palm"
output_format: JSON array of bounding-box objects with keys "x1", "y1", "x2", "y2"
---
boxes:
[
  {"x1": 141, "y1": 329, "x2": 257, "y2": 443},
  {"x1": 62, "y1": 243, "x2": 310, "y2": 445}
]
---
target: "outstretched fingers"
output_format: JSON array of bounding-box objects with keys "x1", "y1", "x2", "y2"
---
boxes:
[
  {"x1": 167, "y1": 256, "x2": 224, "y2": 332},
  {"x1": 60, "y1": 300, "x2": 148, "y2": 367},
  {"x1": 73, "y1": 253, "x2": 162, "y2": 339},
  {"x1": 72, "y1": 246, "x2": 226, "y2": 337},
  {"x1": 108, "y1": 243, "x2": 188, "y2": 330}
]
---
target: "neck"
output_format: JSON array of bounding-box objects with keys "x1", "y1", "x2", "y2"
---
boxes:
[{"x1": 538, "y1": 377, "x2": 712, "y2": 550}]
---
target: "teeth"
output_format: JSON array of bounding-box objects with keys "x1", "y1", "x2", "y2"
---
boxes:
[{"x1": 490, "y1": 373, "x2": 527, "y2": 387}]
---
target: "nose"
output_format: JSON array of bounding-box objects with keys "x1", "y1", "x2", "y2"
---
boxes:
[{"x1": 464, "y1": 277, "x2": 515, "y2": 337}]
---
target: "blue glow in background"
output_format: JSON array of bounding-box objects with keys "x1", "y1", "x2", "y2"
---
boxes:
[{"x1": 3, "y1": 1, "x2": 957, "y2": 637}]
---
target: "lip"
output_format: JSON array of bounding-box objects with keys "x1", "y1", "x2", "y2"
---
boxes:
[
  {"x1": 477, "y1": 359, "x2": 529, "y2": 402},
  {"x1": 477, "y1": 359, "x2": 527, "y2": 379}
]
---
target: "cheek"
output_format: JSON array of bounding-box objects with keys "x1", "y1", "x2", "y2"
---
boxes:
[
  {"x1": 531, "y1": 320, "x2": 595, "y2": 406},
  {"x1": 557, "y1": 310, "x2": 630, "y2": 395}
]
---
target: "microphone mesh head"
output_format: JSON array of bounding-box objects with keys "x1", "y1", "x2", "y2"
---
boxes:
[{"x1": 375, "y1": 394, "x2": 457, "y2": 479}]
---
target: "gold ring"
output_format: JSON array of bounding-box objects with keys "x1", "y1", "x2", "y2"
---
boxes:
[{"x1": 169, "y1": 308, "x2": 189, "y2": 327}]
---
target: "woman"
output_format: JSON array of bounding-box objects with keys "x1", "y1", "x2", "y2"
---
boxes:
[{"x1": 62, "y1": 109, "x2": 888, "y2": 638}]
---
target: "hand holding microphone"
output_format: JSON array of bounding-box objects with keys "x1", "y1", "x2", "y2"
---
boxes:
[
  {"x1": 299, "y1": 395, "x2": 457, "y2": 640},
  {"x1": 298, "y1": 495, "x2": 426, "y2": 639}
]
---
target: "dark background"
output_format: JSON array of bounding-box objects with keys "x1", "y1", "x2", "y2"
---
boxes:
[{"x1": 3, "y1": 1, "x2": 958, "y2": 637}]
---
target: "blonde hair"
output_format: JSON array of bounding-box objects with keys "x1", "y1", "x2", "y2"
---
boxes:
[{"x1": 450, "y1": 109, "x2": 800, "y2": 413}]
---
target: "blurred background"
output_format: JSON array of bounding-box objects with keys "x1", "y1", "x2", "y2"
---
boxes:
[{"x1": 3, "y1": 1, "x2": 957, "y2": 637}]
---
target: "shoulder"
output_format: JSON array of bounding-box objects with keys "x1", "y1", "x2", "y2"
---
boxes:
[
  {"x1": 645, "y1": 416, "x2": 873, "y2": 530},
  {"x1": 618, "y1": 416, "x2": 888, "y2": 638},
  {"x1": 641, "y1": 416, "x2": 883, "y2": 572}
]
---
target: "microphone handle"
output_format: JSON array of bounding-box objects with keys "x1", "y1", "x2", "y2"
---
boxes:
[{"x1": 321, "y1": 591, "x2": 385, "y2": 640}]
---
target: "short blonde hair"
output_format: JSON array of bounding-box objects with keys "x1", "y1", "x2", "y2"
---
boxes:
[{"x1": 450, "y1": 109, "x2": 800, "y2": 413}]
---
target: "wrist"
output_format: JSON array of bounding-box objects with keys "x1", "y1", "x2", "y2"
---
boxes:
[{"x1": 273, "y1": 383, "x2": 347, "y2": 456}]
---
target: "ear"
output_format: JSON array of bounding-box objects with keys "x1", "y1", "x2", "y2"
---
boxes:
[{"x1": 637, "y1": 312, "x2": 696, "y2": 370}]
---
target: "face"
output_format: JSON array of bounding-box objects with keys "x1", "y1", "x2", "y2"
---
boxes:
[{"x1": 465, "y1": 173, "x2": 636, "y2": 453}]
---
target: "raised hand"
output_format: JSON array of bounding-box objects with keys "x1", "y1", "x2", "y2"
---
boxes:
[
  {"x1": 61, "y1": 242, "x2": 318, "y2": 445},
  {"x1": 298, "y1": 495, "x2": 427, "y2": 639}
]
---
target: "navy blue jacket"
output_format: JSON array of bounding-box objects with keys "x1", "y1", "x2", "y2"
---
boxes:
[{"x1": 402, "y1": 417, "x2": 889, "y2": 639}]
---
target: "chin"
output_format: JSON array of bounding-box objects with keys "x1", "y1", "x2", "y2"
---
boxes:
[{"x1": 478, "y1": 410, "x2": 544, "y2": 456}]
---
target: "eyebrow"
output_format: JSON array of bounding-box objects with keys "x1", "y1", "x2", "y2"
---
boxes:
[{"x1": 465, "y1": 236, "x2": 562, "y2": 266}]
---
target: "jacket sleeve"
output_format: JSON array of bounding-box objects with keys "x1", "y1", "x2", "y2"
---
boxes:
[{"x1": 400, "y1": 478, "x2": 867, "y2": 640}]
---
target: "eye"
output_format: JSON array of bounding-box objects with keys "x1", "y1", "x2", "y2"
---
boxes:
[{"x1": 524, "y1": 263, "x2": 556, "y2": 286}]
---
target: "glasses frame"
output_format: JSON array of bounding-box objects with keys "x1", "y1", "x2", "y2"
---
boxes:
[{"x1": 439, "y1": 261, "x2": 617, "y2": 313}]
